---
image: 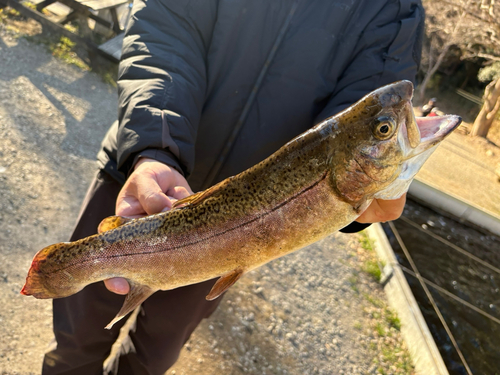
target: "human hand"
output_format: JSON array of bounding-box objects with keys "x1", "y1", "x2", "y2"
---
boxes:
[
  {"x1": 116, "y1": 158, "x2": 192, "y2": 217},
  {"x1": 356, "y1": 193, "x2": 407, "y2": 223},
  {"x1": 104, "y1": 158, "x2": 192, "y2": 295}
]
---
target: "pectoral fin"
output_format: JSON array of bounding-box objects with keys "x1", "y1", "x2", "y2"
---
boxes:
[
  {"x1": 105, "y1": 281, "x2": 155, "y2": 329},
  {"x1": 98, "y1": 216, "x2": 133, "y2": 233},
  {"x1": 206, "y1": 268, "x2": 244, "y2": 301}
]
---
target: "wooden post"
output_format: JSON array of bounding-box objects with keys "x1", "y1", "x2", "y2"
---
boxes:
[{"x1": 470, "y1": 78, "x2": 500, "y2": 138}]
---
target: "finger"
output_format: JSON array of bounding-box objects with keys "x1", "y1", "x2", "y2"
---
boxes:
[
  {"x1": 135, "y1": 177, "x2": 172, "y2": 215},
  {"x1": 116, "y1": 177, "x2": 144, "y2": 217},
  {"x1": 166, "y1": 186, "x2": 192, "y2": 200},
  {"x1": 116, "y1": 196, "x2": 146, "y2": 217},
  {"x1": 162, "y1": 196, "x2": 178, "y2": 212},
  {"x1": 104, "y1": 278, "x2": 130, "y2": 295},
  {"x1": 157, "y1": 172, "x2": 193, "y2": 197}
]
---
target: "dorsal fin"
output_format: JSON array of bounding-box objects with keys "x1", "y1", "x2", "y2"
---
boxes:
[
  {"x1": 172, "y1": 178, "x2": 230, "y2": 209},
  {"x1": 98, "y1": 216, "x2": 133, "y2": 233}
]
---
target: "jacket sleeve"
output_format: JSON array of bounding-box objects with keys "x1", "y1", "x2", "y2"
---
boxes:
[
  {"x1": 116, "y1": 0, "x2": 218, "y2": 177},
  {"x1": 315, "y1": 0, "x2": 424, "y2": 122}
]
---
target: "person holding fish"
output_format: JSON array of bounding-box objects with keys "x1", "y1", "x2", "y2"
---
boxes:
[{"x1": 39, "y1": 0, "x2": 427, "y2": 374}]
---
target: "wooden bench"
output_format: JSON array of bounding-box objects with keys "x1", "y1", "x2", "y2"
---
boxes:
[
  {"x1": 36, "y1": 0, "x2": 129, "y2": 34},
  {"x1": 0, "y1": 0, "x2": 130, "y2": 61}
]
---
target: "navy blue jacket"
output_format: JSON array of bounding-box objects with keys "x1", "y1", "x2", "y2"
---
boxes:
[{"x1": 98, "y1": 0, "x2": 424, "y2": 195}]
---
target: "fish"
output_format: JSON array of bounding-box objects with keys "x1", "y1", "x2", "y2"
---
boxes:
[{"x1": 21, "y1": 80, "x2": 461, "y2": 329}]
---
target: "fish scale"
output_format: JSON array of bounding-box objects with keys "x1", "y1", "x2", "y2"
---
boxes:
[{"x1": 21, "y1": 80, "x2": 462, "y2": 329}]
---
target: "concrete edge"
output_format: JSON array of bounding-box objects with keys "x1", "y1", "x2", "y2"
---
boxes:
[
  {"x1": 366, "y1": 224, "x2": 449, "y2": 375},
  {"x1": 410, "y1": 179, "x2": 500, "y2": 236}
]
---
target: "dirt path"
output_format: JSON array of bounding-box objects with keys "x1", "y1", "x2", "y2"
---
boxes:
[{"x1": 0, "y1": 15, "x2": 414, "y2": 375}]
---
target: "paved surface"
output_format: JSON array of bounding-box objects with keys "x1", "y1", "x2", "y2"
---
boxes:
[{"x1": 415, "y1": 130, "x2": 500, "y2": 219}]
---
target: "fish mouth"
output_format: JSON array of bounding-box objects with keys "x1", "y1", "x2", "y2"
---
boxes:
[
  {"x1": 416, "y1": 115, "x2": 462, "y2": 142},
  {"x1": 405, "y1": 114, "x2": 462, "y2": 158}
]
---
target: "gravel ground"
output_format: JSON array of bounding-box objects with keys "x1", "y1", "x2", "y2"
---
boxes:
[
  {"x1": 0, "y1": 19, "x2": 116, "y2": 374},
  {"x1": 167, "y1": 233, "x2": 413, "y2": 375},
  {"x1": 0, "y1": 14, "x2": 414, "y2": 375}
]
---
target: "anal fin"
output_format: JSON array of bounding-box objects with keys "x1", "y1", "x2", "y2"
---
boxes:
[
  {"x1": 105, "y1": 281, "x2": 155, "y2": 329},
  {"x1": 206, "y1": 268, "x2": 244, "y2": 301}
]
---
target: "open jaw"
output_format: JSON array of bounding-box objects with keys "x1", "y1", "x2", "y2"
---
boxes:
[
  {"x1": 414, "y1": 115, "x2": 462, "y2": 151},
  {"x1": 404, "y1": 114, "x2": 462, "y2": 171},
  {"x1": 400, "y1": 114, "x2": 462, "y2": 161}
]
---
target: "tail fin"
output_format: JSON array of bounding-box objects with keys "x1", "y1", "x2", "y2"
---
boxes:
[
  {"x1": 21, "y1": 266, "x2": 52, "y2": 298},
  {"x1": 20, "y1": 242, "x2": 76, "y2": 299}
]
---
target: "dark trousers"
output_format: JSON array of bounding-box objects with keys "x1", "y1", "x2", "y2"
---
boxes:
[{"x1": 42, "y1": 170, "x2": 222, "y2": 375}]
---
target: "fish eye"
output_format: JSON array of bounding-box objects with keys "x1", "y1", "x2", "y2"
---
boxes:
[{"x1": 373, "y1": 116, "x2": 396, "y2": 140}]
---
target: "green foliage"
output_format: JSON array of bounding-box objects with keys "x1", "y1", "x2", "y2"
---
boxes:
[
  {"x1": 359, "y1": 231, "x2": 374, "y2": 252},
  {"x1": 478, "y1": 62, "x2": 500, "y2": 82},
  {"x1": 355, "y1": 231, "x2": 413, "y2": 373},
  {"x1": 348, "y1": 274, "x2": 359, "y2": 293},
  {"x1": 21, "y1": 1, "x2": 37, "y2": 10},
  {"x1": 364, "y1": 260, "x2": 382, "y2": 281},
  {"x1": 358, "y1": 231, "x2": 386, "y2": 281},
  {"x1": 0, "y1": 7, "x2": 21, "y2": 22},
  {"x1": 102, "y1": 72, "x2": 118, "y2": 88},
  {"x1": 363, "y1": 293, "x2": 385, "y2": 308},
  {"x1": 50, "y1": 36, "x2": 89, "y2": 71},
  {"x1": 7, "y1": 7, "x2": 21, "y2": 17},
  {"x1": 385, "y1": 308, "x2": 402, "y2": 331},
  {"x1": 53, "y1": 36, "x2": 75, "y2": 52},
  {"x1": 64, "y1": 23, "x2": 79, "y2": 34},
  {"x1": 375, "y1": 322, "x2": 386, "y2": 336}
]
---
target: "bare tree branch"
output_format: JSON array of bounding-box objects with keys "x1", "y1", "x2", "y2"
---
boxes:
[
  {"x1": 437, "y1": 0, "x2": 500, "y2": 27},
  {"x1": 462, "y1": 52, "x2": 500, "y2": 61}
]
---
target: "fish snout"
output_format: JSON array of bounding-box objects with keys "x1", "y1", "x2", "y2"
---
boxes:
[{"x1": 375, "y1": 80, "x2": 414, "y2": 108}]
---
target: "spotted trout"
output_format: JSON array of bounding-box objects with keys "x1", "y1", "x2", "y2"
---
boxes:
[{"x1": 21, "y1": 81, "x2": 461, "y2": 328}]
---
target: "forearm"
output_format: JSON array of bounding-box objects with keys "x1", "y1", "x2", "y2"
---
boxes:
[{"x1": 116, "y1": 0, "x2": 218, "y2": 177}]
